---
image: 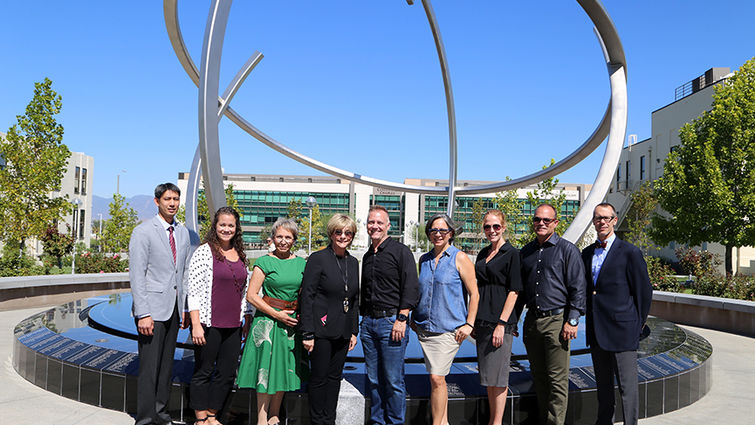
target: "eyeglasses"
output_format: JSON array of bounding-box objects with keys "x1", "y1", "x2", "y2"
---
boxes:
[
  {"x1": 334, "y1": 229, "x2": 354, "y2": 237},
  {"x1": 532, "y1": 217, "x2": 556, "y2": 224},
  {"x1": 592, "y1": 216, "x2": 615, "y2": 223},
  {"x1": 429, "y1": 228, "x2": 451, "y2": 235},
  {"x1": 483, "y1": 224, "x2": 502, "y2": 231}
]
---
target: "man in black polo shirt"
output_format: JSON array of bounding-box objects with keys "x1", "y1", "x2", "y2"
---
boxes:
[
  {"x1": 519, "y1": 203, "x2": 586, "y2": 425},
  {"x1": 360, "y1": 205, "x2": 420, "y2": 425}
]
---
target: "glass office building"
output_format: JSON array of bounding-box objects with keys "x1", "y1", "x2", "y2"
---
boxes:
[{"x1": 178, "y1": 173, "x2": 589, "y2": 251}]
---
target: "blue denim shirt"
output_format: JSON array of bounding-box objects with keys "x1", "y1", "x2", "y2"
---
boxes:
[{"x1": 413, "y1": 245, "x2": 468, "y2": 333}]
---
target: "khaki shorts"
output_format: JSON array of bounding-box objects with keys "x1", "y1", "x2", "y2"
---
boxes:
[{"x1": 415, "y1": 327, "x2": 462, "y2": 376}]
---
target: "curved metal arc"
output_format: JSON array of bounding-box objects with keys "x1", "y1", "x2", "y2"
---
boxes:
[
  {"x1": 562, "y1": 65, "x2": 627, "y2": 243},
  {"x1": 164, "y1": 0, "x2": 199, "y2": 86},
  {"x1": 185, "y1": 147, "x2": 202, "y2": 234},
  {"x1": 198, "y1": 0, "x2": 231, "y2": 216},
  {"x1": 219, "y1": 51, "x2": 263, "y2": 118},
  {"x1": 420, "y1": 0, "x2": 458, "y2": 216},
  {"x1": 164, "y1": 0, "x2": 626, "y2": 202},
  {"x1": 577, "y1": 0, "x2": 626, "y2": 74}
]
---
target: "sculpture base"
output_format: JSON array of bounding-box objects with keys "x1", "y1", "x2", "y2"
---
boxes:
[{"x1": 13, "y1": 295, "x2": 712, "y2": 424}]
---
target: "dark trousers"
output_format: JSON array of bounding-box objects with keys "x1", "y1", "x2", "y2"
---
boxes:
[
  {"x1": 591, "y1": 345, "x2": 639, "y2": 425},
  {"x1": 308, "y1": 337, "x2": 349, "y2": 425},
  {"x1": 190, "y1": 326, "x2": 242, "y2": 411},
  {"x1": 523, "y1": 312, "x2": 570, "y2": 425},
  {"x1": 135, "y1": 306, "x2": 179, "y2": 425}
]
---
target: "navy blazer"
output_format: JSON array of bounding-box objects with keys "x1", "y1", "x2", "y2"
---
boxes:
[{"x1": 581, "y1": 237, "x2": 652, "y2": 352}]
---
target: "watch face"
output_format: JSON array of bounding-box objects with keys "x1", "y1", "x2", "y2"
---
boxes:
[
  {"x1": 397, "y1": 314, "x2": 408, "y2": 322},
  {"x1": 568, "y1": 319, "x2": 578, "y2": 326}
]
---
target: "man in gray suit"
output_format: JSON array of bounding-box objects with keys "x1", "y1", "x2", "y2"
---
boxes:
[{"x1": 130, "y1": 183, "x2": 193, "y2": 425}]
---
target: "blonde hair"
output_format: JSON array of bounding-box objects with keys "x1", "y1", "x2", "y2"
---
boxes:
[
  {"x1": 482, "y1": 209, "x2": 507, "y2": 226},
  {"x1": 326, "y1": 214, "x2": 357, "y2": 247}
]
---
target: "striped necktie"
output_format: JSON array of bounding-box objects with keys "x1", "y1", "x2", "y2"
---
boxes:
[{"x1": 168, "y1": 226, "x2": 176, "y2": 263}]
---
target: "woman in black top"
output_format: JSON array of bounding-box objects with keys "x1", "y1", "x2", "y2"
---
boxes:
[
  {"x1": 474, "y1": 209, "x2": 522, "y2": 425},
  {"x1": 299, "y1": 214, "x2": 359, "y2": 425}
]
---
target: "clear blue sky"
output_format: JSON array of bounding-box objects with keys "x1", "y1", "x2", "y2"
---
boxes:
[{"x1": 1, "y1": 1, "x2": 753, "y2": 198}]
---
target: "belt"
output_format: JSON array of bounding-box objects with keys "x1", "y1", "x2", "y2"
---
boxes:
[
  {"x1": 366, "y1": 307, "x2": 397, "y2": 318},
  {"x1": 262, "y1": 295, "x2": 298, "y2": 311},
  {"x1": 530, "y1": 307, "x2": 564, "y2": 318}
]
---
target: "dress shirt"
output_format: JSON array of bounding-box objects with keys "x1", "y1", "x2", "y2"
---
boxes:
[
  {"x1": 156, "y1": 214, "x2": 175, "y2": 233},
  {"x1": 520, "y1": 233, "x2": 586, "y2": 322},
  {"x1": 475, "y1": 242, "x2": 523, "y2": 325},
  {"x1": 591, "y1": 233, "x2": 616, "y2": 286},
  {"x1": 360, "y1": 237, "x2": 420, "y2": 312}
]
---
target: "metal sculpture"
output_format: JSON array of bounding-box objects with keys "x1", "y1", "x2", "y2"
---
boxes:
[{"x1": 163, "y1": 0, "x2": 627, "y2": 243}]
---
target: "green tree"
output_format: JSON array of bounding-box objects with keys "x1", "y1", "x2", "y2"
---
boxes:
[
  {"x1": 286, "y1": 198, "x2": 305, "y2": 250},
  {"x1": 652, "y1": 58, "x2": 755, "y2": 275},
  {"x1": 41, "y1": 225, "x2": 73, "y2": 268},
  {"x1": 493, "y1": 178, "x2": 525, "y2": 247},
  {"x1": 470, "y1": 197, "x2": 487, "y2": 251},
  {"x1": 624, "y1": 181, "x2": 657, "y2": 255},
  {"x1": 0, "y1": 78, "x2": 70, "y2": 250},
  {"x1": 492, "y1": 161, "x2": 575, "y2": 247},
  {"x1": 100, "y1": 194, "x2": 139, "y2": 254},
  {"x1": 301, "y1": 204, "x2": 326, "y2": 252},
  {"x1": 0, "y1": 242, "x2": 43, "y2": 277}
]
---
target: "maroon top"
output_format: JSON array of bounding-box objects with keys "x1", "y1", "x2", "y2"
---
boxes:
[{"x1": 211, "y1": 255, "x2": 246, "y2": 328}]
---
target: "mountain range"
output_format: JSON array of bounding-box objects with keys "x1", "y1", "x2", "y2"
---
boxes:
[{"x1": 92, "y1": 194, "x2": 156, "y2": 222}]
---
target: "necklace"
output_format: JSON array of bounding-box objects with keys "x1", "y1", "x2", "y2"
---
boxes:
[{"x1": 332, "y1": 247, "x2": 350, "y2": 313}]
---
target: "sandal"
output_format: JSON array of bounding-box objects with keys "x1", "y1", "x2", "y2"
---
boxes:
[
  {"x1": 195, "y1": 418, "x2": 208, "y2": 424},
  {"x1": 207, "y1": 413, "x2": 223, "y2": 425}
]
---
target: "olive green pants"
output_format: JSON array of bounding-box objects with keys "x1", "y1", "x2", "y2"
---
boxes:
[{"x1": 523, "y1": 312, "x2": 570, "y2": 425}]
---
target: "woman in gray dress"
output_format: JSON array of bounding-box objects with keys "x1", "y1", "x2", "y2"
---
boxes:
[{"x1": 474, "y1": 210, "x2": 521, "y2": 425}]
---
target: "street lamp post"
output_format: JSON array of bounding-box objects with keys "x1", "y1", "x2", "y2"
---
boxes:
[
  {"x1": 305, "y1": 196, "x2": 317, "y2": 255},
  {"x1": 98, "y1": 213, "x2": 103, "y2": 252},
  {"x1": 409, "y1": 220, "x2": 416, "y2": 252},
  {"x1": 116, "y1": 169, "x2": 127, "y2": 195},
  {"x1": 71, "y1": 198, "x2": 82, "y2": 274}
]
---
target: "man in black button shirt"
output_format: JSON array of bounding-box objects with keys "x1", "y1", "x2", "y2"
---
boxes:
[
  {"x1": 360, "y1": 205, "x2": 420, "y2": 425},
  {"x1": 519, "y1": 204, "x2": 586, "y2": 425}
]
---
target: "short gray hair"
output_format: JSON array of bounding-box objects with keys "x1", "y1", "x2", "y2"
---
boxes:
[
  {"x1": 271, "y1": 217, "x2": 298, "y2": 240},
  {"x1": 424, "y1": 213, "x2": 459, "y2": 242}
]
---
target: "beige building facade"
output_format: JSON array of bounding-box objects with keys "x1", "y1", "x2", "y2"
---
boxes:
[{"x1": 606, "y1": 67, "x2": 755, "y2": 274}]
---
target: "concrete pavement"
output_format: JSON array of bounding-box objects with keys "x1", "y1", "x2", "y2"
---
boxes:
[{"x1": 1, "y1": 304, "x2": 753, "y2": 425}]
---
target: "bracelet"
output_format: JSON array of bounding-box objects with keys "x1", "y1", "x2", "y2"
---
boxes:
[{"x1": 458, "y1": 322, "x2": 474, "y2": 330}]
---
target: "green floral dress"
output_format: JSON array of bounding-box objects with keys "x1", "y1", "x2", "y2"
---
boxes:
[{"x1": 237, "y1": 255, "x2": 308, "y2": 393}]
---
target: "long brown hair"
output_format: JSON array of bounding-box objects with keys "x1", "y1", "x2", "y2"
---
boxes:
[{"x1": 204, "y1": 206, "x2": 247, "y2": 265}]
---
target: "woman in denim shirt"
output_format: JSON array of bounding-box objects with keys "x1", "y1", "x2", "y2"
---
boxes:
[{"x1": 411, "y1": 213, "x2": 479, "y2": 425}]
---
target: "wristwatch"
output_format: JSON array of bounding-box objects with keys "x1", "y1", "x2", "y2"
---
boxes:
[
  {"x1": 568, "y1": 318, "x2": 578, "y2": 327},
  {"x1": 397, "y1": 313, "x2": 408, "y2": 322}
]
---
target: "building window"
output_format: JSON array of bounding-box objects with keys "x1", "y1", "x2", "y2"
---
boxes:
[
  {"x1": 625, "y1": 160, "x2": 631, "y2": 186},
  {"x1": 81, "y1": 168, "x2": 88, "y2": 195},
  {"x1": 79, "y1": 209, "x2": 85, "y2": 239},
  {"x1": 72, "y1": 209, "x2": 78, "y2": 238},
  {"x1": 74, "y1": 166, "x2": 81, "y2": 194},
  {"x1": 640, "y1": 156, "x2": 646, "y2": 180},
  {"x1": 616, "y1": 167, "x2": 621, "y2": 191}
]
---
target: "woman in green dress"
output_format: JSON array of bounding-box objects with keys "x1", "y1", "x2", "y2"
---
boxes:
[{"x1": 237, "y1": 217, "x2": 308, "y2": 425}]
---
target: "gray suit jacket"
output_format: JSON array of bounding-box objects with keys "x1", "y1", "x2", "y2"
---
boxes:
[{"x1": 129, "y1": 216, "x2": 193, "y2": 322}]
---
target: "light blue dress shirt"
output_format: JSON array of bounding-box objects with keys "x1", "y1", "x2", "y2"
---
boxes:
[{"x1": 591, "y1": 233, "x2": 616, "y2": 287}]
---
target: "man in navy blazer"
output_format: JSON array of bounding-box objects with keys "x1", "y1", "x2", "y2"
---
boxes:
[
  {"x1": 129, "y1": 183, "x2": 194, "y2": 425},
  {"x1": 581, "y1": 203, "x2": 652, "y2": 425}
]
